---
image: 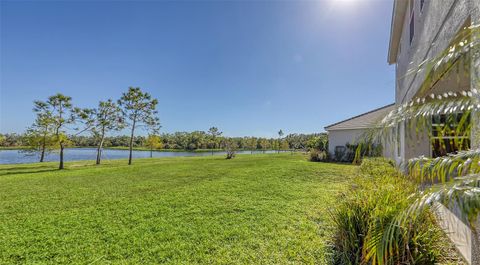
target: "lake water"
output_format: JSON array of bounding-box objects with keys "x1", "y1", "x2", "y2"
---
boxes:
[{"x1": 0, "y1": 148, "x2": 277, "y2": 164}]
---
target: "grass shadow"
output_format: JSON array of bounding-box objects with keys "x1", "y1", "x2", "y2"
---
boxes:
[
  {"x1": 0, "y1": 163, "x2": 60, "y2": 176},
  {"x1": 0, "y1": 168, "x2": 59, "y2": 176}
]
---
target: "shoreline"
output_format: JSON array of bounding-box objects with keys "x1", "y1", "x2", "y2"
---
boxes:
[{"x1": 0, "y1": 146, "x2": 285, "y2": 153}]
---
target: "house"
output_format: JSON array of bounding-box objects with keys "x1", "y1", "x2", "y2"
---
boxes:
[
  {"x1": 388, "y1": 0, "x2": 479, "y2": 263},
  {"x1": 324, "y1": 104, "x2": 395, "y2": 160},
  {"x1": 328, "y1": 0, "x2": 480, "y2": 164},
  {"x1": 326, "y1": 0, "x2": 479, "y2": 262},
  {"x1": 388, "y1": 0, "x2": 479, "y2": 164}
]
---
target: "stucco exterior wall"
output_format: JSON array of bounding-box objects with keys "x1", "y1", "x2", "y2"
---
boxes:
[
  {"x1": 471, "y1": 0, "x2": 480, "y2": 151},
  {"x1": 404, "y1": 127, "x2": 431, "y2": 160},
  {"x1": 436, "y1": 203, "x2": 473, "y2": 264},
  {"x1": 394, "y1": 0, "x2": 479, "y2": 163},
  {"x1": 435, "y1": 204, "x2": 480, "y2": 264},
  {"x1": 327, "y1": 129, "x2": 365, "y2": 156},
  {"x1": 328, "y1": 129, "x2": 397, "y2": 159},
  {"x1": 395, "y1": 0, "x2": 474, "y2": 104}
]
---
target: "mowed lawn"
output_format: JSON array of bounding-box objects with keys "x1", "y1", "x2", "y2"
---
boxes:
[{"x1": 0, "y1": 154, "x2": 355, "y2": 264}]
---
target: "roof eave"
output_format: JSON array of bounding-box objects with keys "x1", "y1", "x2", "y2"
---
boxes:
[
  {"x1": 324, "y1": 103, "x2": 395, "y2": 131},
  {"x1": 325, "y1": 125, "x2": 383, "y2": 131},
  {"x1": 387, "y1": 0, "x2": 408, "y2": 65}
]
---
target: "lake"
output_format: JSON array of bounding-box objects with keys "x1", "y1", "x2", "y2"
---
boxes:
[{"x1": 0, "y1": 148, "x2": 278, "y2": 164}]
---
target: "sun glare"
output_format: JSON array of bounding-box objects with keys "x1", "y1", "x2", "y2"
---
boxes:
[
  {"x1": 329, "y1": 0, "x2": 362, "y2": 14},
  {"x1": 334, "y1": 0, "x2": 358, "y2": 5}
]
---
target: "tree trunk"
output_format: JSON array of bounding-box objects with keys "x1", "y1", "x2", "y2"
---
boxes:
[
  {"x1": 56, "y1": 104, "x2": 64, "y2": 170},
  {"x1": 59, "y1": 141, "x2": 64, "y2": 170},
  {"x1": 96, "y1": 130, "x2": 105, "y2": 165},
  {"x1": 96, "y1": 145, "x2": 102, "y2": 165},
  {"x1": 211, "y1": 139, "x2": 215, "y2": 155},
  {"x1": 40, "y1": 129, "x2": 47, "y2": 163},
  {"x1": 40, "y1": 133, "x2": 46, "y2": 162},
  {"x1": 150, "y1": 147, "x2": 153, "y2": 158},
  {"x1": 40, "y1": 148, "x2": 45, "y2": 162},
  {"x1": 128, "y1": 119, "x2": 136, "y2": 165}
]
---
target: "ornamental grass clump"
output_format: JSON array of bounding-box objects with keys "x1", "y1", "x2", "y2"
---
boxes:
[{"x1": 330, "y1": 158, "x2": 447, "y2": 265}]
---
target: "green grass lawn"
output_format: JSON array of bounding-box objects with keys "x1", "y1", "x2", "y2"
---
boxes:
[{"x1": 0, "y1": 154, "x2": 355, "y2": 264}]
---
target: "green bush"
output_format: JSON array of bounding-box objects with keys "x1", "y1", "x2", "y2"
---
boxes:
[
  {"x1": 309, "y1": 149, "x2": 329, "y2": 162},
  {"x1": 329, "y1": 158, "x2": 448, "y2": 265},
  {"x1": 332, "y1": 143, "x2": 383, "y2": 163}
]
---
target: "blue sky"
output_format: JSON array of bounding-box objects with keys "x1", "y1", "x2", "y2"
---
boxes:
[{"x1": 0, "y1": 0, "x2": 394, "y2": 137}]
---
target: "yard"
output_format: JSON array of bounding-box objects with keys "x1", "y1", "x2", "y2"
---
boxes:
[{"x1": 0, "y1": 154, "x2": 355, "y2": 264}]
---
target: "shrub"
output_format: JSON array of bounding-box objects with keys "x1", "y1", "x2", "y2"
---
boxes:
[
  {"x1": 332, "y1": 143, "x2": 383, "y2": 163},
  {"x1": 223, "y1": 139, "x2": 237, "y2": 159},
  {"x1": 307, "y1": 136, "x2": 328, "y2": 151},
  {"x1": 334, "y1": 146, "x2": 346, "y2": 162},
  {"x1": 329, "y1": 158, "x2": 448, "y2": 265},
  {"x1": 309, "y1": 149, "x2": 329, "y2": 162}
]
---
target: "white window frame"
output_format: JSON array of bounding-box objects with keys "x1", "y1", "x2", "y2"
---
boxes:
[{"x1": 430, "y1": 114, "x2": 471, "y2": 157}]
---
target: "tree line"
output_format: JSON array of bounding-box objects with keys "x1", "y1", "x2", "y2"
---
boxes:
[{"x1": 0, "y1": 131, "x2": 328, "y2": 155}]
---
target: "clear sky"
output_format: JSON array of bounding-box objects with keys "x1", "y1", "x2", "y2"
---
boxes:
[{"x1": 0, "y1": 0, "x2": 395, "y2": 137}]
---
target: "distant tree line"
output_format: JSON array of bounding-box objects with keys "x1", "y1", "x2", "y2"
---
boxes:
[{"x1": 0, "y1": 131, "x2": 327, "y2": 153}]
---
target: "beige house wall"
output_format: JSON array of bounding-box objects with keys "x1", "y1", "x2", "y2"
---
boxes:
[
  {"x1": 394, "y1": 0, "x2": 477, "y2": 164},
  {"x1": 472, "y1": 0, "x2": 480, "y2": 151},
  {"x1": 394, "y1": 0, "x2": 474, "y2": 104},
  {"x1": 327, "y1": 129, "x2": 365, "y2": 156},
  {"x1": 327, "y1": 129, "x2": 395, "y2": 160}
]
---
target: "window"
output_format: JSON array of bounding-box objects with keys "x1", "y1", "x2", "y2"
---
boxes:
[
  {"x1": 431, "y1": 114, "x2": 471, "y2": 157},
  {"x1": 335, "y1": 146, "x2": 346, "y2": 154}
]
